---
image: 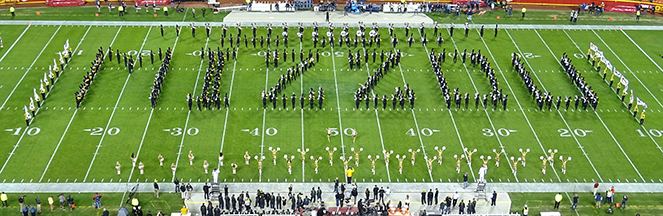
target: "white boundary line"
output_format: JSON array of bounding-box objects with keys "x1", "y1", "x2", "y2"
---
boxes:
[
  {"x1": 619, "y1": 30, "x2": 663, "y2": 73},
  {"x1": 172, "y1": 37, "x2": 210, "y2": 182},
  {"x1": 444, "y1": 35, "x2": 519, "y2": 182},
  {"x1": 38, "y1": 26, "x2": 122, "y2": 181},
  {"x1": 83, "y1": 26, "x2": 150, "y2": 182},
  {"x1": 562, "y1": 29, "x2": 663, "y2": 156},
  {"x1": 505, "y1": 29, "x2": 605, "y2": 182},
  {"x1": 0, "y1": 24, "x2": 31, "y2": 63},
  {"x1": 0, "y1": 25, "x2": 62, "y2": 110}
]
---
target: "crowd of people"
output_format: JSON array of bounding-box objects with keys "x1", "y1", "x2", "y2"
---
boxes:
[{"x1": 0, "y1": 192, "x2": 88, "y2": 215}]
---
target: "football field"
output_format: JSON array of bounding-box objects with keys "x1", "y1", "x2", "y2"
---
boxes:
[{"x1": 0, "y1": 18, "x2": 662, "y2": 187}]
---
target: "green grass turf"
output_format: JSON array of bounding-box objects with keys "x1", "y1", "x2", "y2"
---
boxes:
[
  {"x1": 0, "y1": 192, "x2": 182, "y2": 215},
  {"x1": 509, "y1": 192, "x2": 663, "y2": 215},
  {"x1": 0, "y1": 6, "x2": 228, "y2": 21},
  {"x1": 0, "y1": 22, "x2": 662, "y2": 184},
  {"x1": 427, "y1": 9, "x2": 663, "y2": 25}
]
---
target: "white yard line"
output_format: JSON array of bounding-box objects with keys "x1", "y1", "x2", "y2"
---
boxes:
[
  {"x1": 562, "y1": 29, "x2": 663, "y2": 156},
  {"x1": 300, "y1": 42, "x2": 306, "y2": 182},
  {"x1": 418, "y1": 37, "x2": 477, "y2": 182},
  {"x1": 258, "y1": 67, "x2": 269, "y2": 182},
  {"x1": 120, "y1": 109, "x2": 154, "y2": 205},
  {"x1": 172, "y1": 37, "x2": 210, "y2": 182},
  {"x1": 533, "y1": 29, "x2": 645, "y2": 182},
  {"x1": 619, "y1": 30, "x2": 663, "y2": 73},
  {"x1": 123, "y1": 25, "x2": 173, "y2": 188},
  {"x1": 443, "y1": 36, "x2": 519, "y2": 182},
  {"x1": 505, "y1": 29, "x2": 604, "y2": 182},
  {"x1": 362, "y1": 60, "x2": 391, "y2": 182},
  {"x1": 0, "y1": 25, "x2": 62, "y2": 110},
  {"x1": 0, "y1": 24, "x2": 31, "y2": 63},
  {"x1": 181, "y1": 8, "x2": 189, "y2": 22},
  {"x1": 476, "y1": 28, "x2": 578, "y2": 216},
  {"x1": 476, "y1": 28, "x2": 574, "y2": 181},
  {"x1": 0, "y1": 25, "x2": 91, "y2": 176},
  {"x1": 390, "y1": 48, "x2": 434, "y2": 182},
  {"x1": 328, "y1": 46, "x2": 348, "y2": 175},
  {"x1": 83, "y1": 26, "x2": 152, "y2": 182},
  {"x1": 588, "y1": 30, "x2": 663, "y2": 109},
  {"x1": 39, "y1": 26, "x2": 121, "y2": 181},
  {"x1": 217, "y1": 52, "x2": 239, "y2": 169}
]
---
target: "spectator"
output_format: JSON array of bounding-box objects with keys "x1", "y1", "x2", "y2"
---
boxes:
[
  {"x1": 572, "y1": 193, "x2": 579, "y2": 210},
  {"x1": 595, "y1": 192, "x2": 603, "y2": 208},
  {"x1": 491, "y1": 191, "x2": 497, "y2": 206},
  {"x1": 93, "y1": 193, "x2": 102, "y2": 209},
  {"x1": 463, "y1": 172, "x2": 469, "y2": 188},
  {"x1": 620, "y1": 194, "x2": 628, "y2": 209},
  {"x1": 521, "y1": 7, "x2": 526, "y2": 19},
  {"x1": 153, "y1": 180, "x2": 160, "y2": 198},
  {"x1": 180, "y1": 205, "x2": 188, "y2": 215},
  {"x1": 29, "y1": 205, "x2": 37, "y2": 216},
  {"x1": 345, "y1": 167, "x2": 355, "y2": 184},
  {"x1": 35, "y1": 196, "x2": 41, "y2": 213},
  {"x1": 606, "y1": 189, "x2": 613, "y2": 204},
  {"x1": 47, "y1": 196, "x2": 54, "y2": 211},
  {"x1": 0, "y1": 192, "x2": 7, "y2": 207},
  {"x1": 21, "y1": 205, "x2": 28, "y2": 216},
  {"x1": 18, "y1": 195, "x2": 25, "y2": 212},
  {"x1": 554, "y1": 193, "x2": 562, "y2": 209},
  {"x1": 58, "y1": 194, "x2": 65, "y2": 209}
]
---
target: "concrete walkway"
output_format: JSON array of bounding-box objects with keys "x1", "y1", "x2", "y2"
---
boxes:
[
  {"x1": 223, "y1": 10, "x2": 435, "y2": 25},
  {"x1": 0, "y1": 13, "x2": 662, "y2": 29}
]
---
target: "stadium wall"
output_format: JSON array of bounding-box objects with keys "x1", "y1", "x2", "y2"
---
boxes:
[{"x1": 1, "y1": 0, "x2": 660, "y2": 13}]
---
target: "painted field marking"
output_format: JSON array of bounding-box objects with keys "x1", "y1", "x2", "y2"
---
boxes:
[{"x1": 83, "y1": 26, "x2": 151, "y2": 182}]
